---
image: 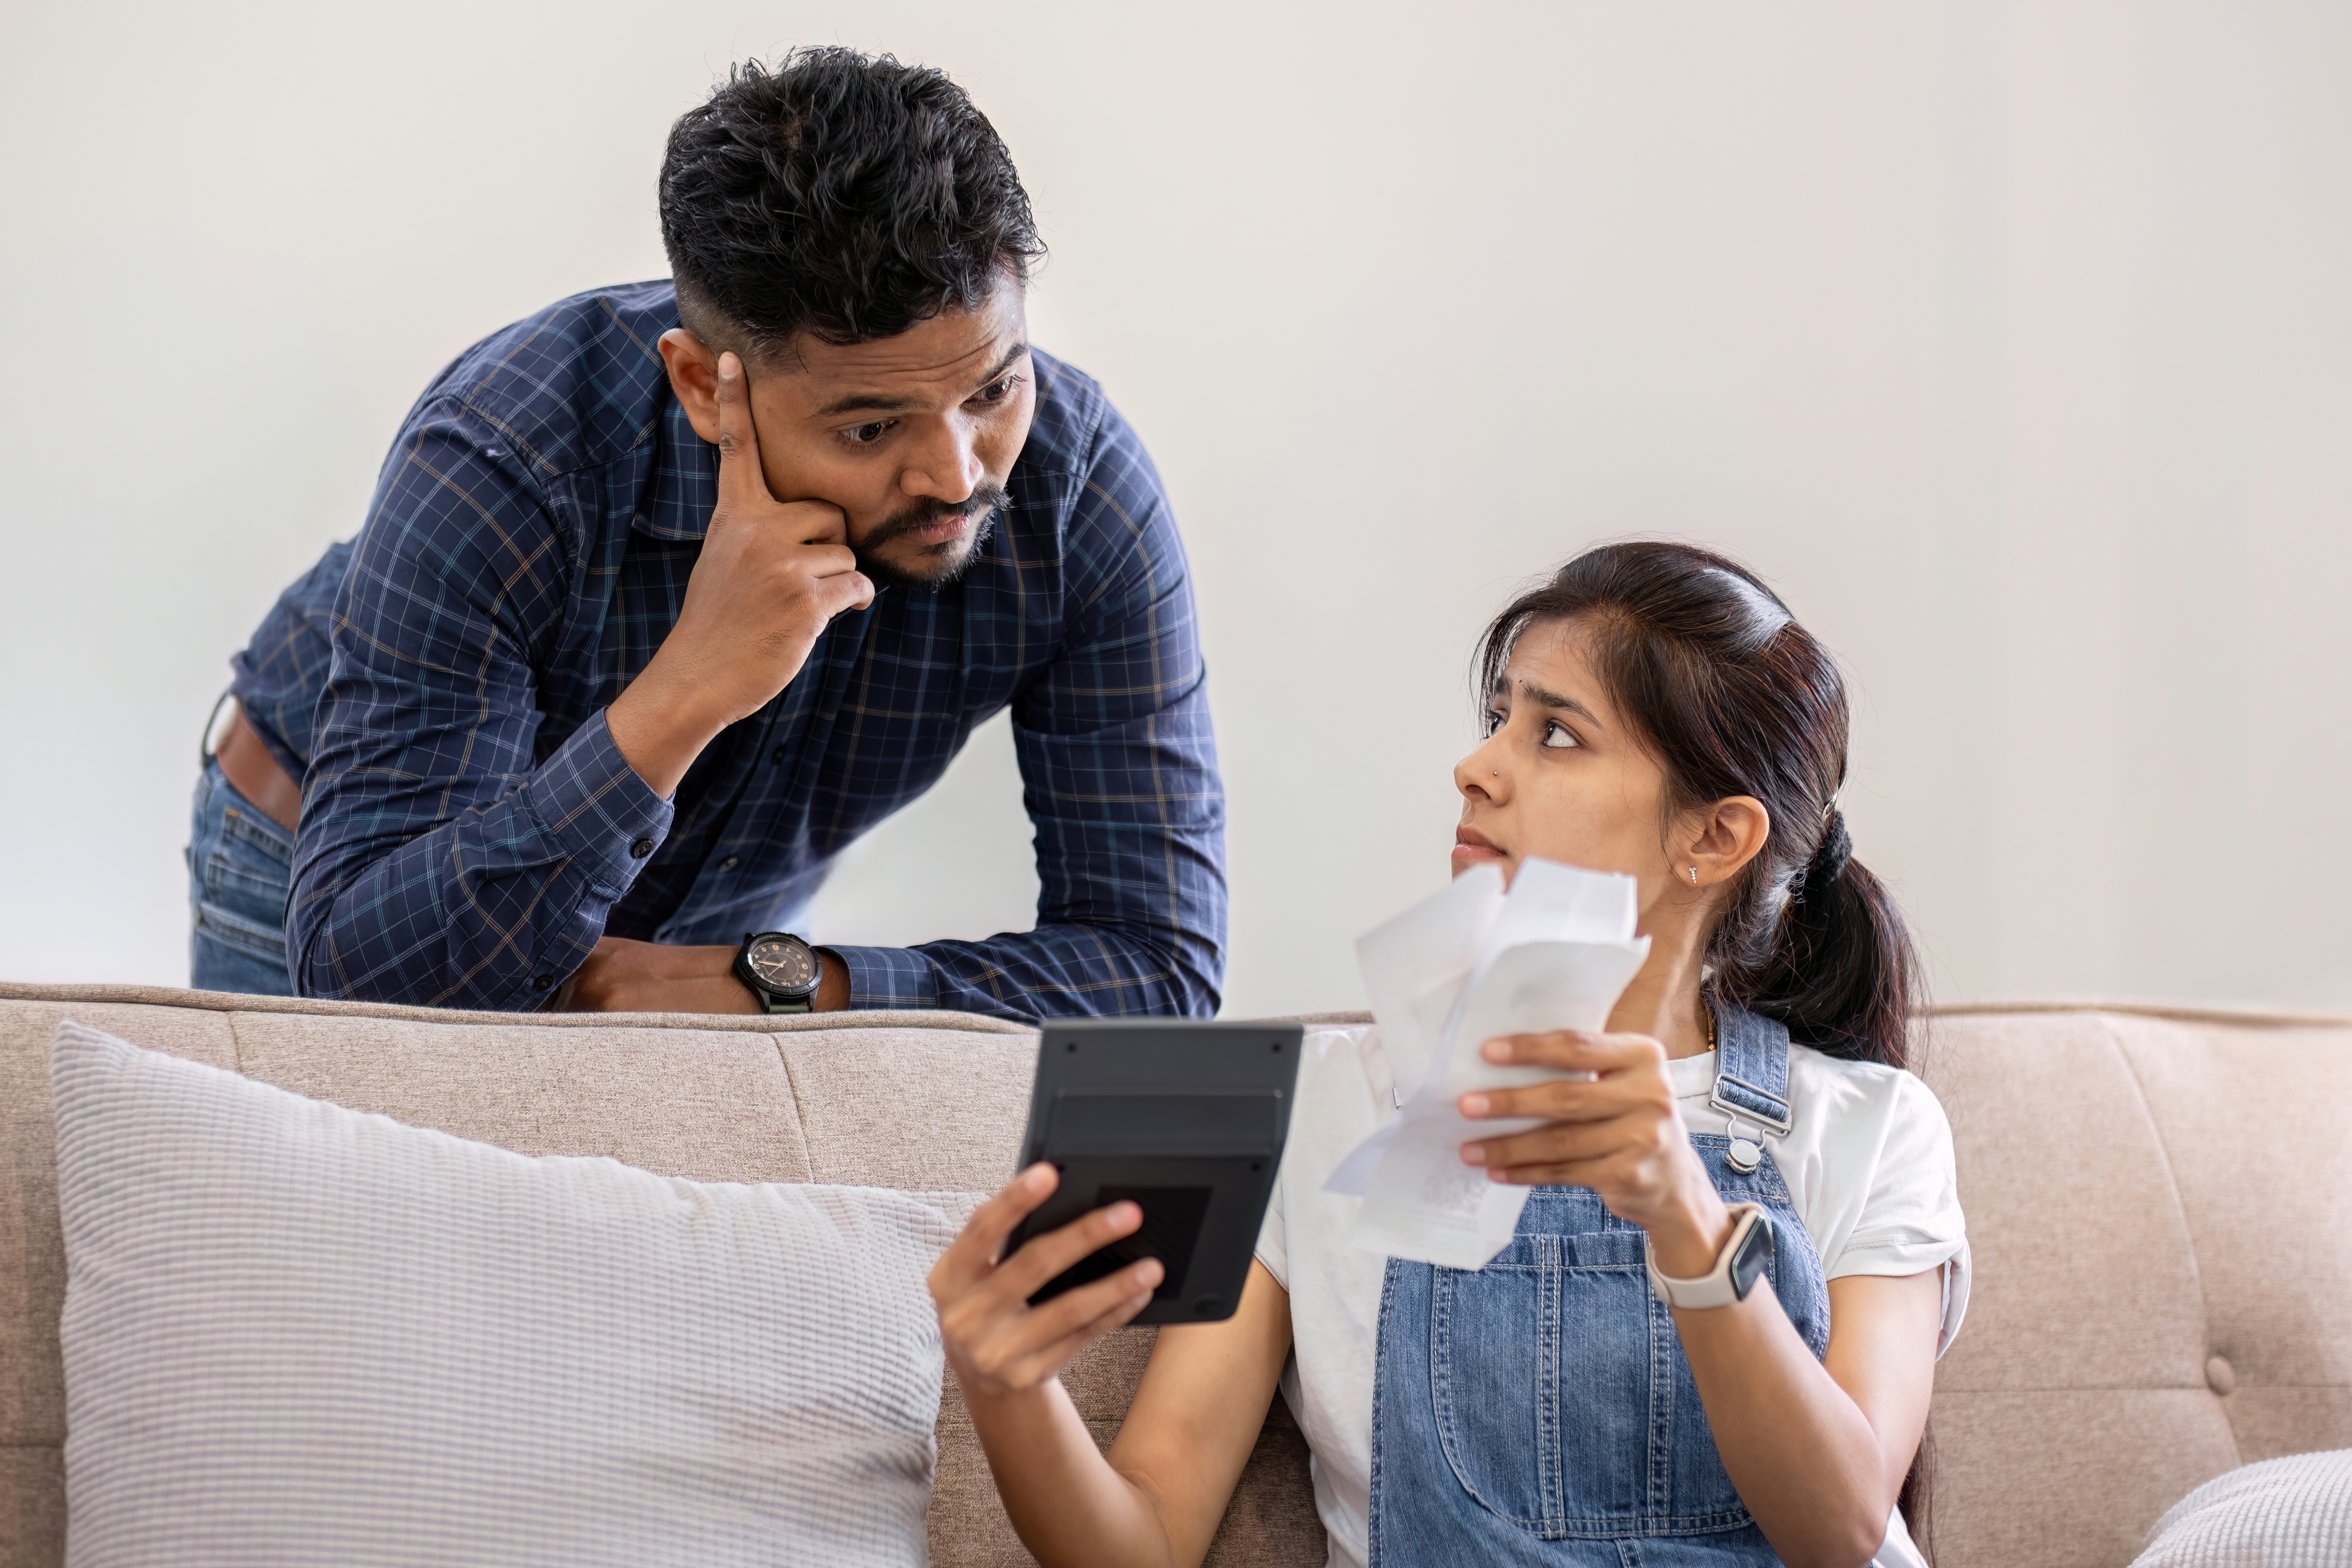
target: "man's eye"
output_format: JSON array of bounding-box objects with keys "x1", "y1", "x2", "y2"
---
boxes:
[
  {"x1": 842, "y1": 420, "x2": 892, "y2": 446},
  {"x1": 1542, "y1": 721, "x2": 1579, "y2": 750},
  {"x1": 973, "y1": 374, "x2": 1020, "y2": 404}
]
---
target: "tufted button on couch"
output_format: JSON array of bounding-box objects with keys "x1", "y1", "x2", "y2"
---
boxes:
[{"x1": 2, "y1": 984, "x2": 2346, "y2": 1567}]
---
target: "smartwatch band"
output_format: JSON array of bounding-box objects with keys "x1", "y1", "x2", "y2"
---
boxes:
[{"x1": 1644, "y1": 1202, "x2": 1773, "y2": 1310}]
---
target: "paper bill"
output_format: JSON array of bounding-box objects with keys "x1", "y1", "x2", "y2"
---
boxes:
[
  {"x1": 1332, "y1": 859, "x2": 1651, "y2": 1270},
  {"x1": 1352, "y1": 861, "x2": 1505, "y2": 1105}
]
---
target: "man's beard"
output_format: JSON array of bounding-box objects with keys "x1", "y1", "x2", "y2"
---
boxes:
[{"x1": 851, "y1": 484, "x2": 1010, "y2": 591}]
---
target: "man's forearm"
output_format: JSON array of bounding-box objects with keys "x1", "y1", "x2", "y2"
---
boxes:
[
  {"x1": 606, "y1": 673, "x2": 733, "y2": 801},
  {"x1": 561, "y1": 937, "x2": 852, "y2": 1014}
]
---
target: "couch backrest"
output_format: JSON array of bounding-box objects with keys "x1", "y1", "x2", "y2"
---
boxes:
[{"x1": 4, "y1": 985, "x2": 2348, "y2": 1568}]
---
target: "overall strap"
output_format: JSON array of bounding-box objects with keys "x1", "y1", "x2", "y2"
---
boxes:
[{"x1": 1708, "y1": 1002, "x2": 1795, "y2": 1135}]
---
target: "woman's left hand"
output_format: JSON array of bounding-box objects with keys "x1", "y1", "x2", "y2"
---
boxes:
[{"x1": 1457, "y1": 1030, "x2": 1732, "y2": 1276}]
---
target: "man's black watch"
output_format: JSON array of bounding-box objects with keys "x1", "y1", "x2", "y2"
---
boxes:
[{"x1": 733, "y1": 931, "x2": 824, "y2": 1015}]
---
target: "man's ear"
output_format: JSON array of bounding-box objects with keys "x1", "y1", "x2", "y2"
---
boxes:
[
  {"x1": 1685, "y1": 796, "x2": 1772, "y2": 890},
  {"x1": 657, "y1": 328, "x2": 721, "y2": 443}
]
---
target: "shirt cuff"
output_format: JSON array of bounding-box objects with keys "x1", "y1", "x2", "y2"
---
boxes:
[
  {"x1": 824, "y1": 945, "x2": 942, "y2": 1011},
  {"x1": 518, "y1": 708, "x2": 674, "y2": 888}
]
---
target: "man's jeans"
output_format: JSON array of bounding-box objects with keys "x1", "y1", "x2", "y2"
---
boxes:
[{"x1": 187, "y1": 757, "x2": 298, "y2": 996}]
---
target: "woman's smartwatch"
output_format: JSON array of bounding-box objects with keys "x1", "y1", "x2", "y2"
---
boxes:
[
  {"x1": 733, "y1": 931, "x2": 824, "y2": 1014},
  {"x1": 1644, "y1": 1203, "x2": 1774, "y2": 1310}
]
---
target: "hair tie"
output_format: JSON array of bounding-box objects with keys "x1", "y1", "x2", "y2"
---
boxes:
[{"x1": 1800, "y1": 807, "x2": 1853, "y2": 898}]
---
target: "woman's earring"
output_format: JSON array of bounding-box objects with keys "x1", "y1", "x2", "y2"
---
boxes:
[{"x1": 1688, "y1": 867, "x2": 1700, "y2": 885}]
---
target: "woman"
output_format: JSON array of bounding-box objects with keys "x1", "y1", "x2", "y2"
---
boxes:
[{"x1": 930, "y1": 542, "x2": 1969, "y2": 1567}]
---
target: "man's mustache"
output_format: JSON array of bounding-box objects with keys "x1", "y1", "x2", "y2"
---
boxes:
[{"x1": 857, "y1": 483, "x2": 1014, "y2": 554}]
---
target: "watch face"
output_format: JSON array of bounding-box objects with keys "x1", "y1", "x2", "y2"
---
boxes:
[
  {"x1": 1731, "y1": 1214, "x2": 1776, "y2": 1298},
  {"x1": 747, "y1": 935, "x2": 818, "y2": 993}
]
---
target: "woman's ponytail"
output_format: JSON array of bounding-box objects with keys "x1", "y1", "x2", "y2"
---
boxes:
[
  {"x1": 1475, "y1": 544, "x2": 1923, "y2": 1072},
  {"x1": 1733, "y1": 814, "x2": 1920, "y2": 1071}
]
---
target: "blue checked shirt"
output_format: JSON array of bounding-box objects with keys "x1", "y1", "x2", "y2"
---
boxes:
[{"x1": 234, "y1": 280, "x2": 1225, "y2": 1019}]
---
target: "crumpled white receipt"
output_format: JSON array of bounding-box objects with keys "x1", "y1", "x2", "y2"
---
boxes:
[{"x1": 1327, "y1": 858, "x2": 1651, "y2": 1270}]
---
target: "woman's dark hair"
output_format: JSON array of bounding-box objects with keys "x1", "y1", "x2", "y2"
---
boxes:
[
  {"x1": 659, "y1": 48, "x2": 1045, "y2": 355},
  {"x1": 1475, "y1": 540, "x2": 1923, "y2": 1072}
]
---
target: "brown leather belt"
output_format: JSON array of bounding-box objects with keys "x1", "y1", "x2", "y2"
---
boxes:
[{"x1": 213, "y1": 700, "x2": 303, "y2": 833}]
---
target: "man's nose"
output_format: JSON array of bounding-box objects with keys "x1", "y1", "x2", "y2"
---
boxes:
[{"x1": 901, "y1": 422, "x2": 984, "y2": 503}]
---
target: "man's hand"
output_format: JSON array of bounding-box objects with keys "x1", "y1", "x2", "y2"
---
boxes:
[
  {"x1": 607, "y1": 350, "x2": 875, "y2": 798},
  {"x1": 556, "y1": 935, "x2": 850, "y2": 1014}
]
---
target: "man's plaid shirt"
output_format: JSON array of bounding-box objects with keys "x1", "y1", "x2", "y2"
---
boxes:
[{"x1": 231, "y1": 280, "x2": 1225, "y2": 1019}]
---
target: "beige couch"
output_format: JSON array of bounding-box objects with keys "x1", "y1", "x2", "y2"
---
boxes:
[{"x1": 3, "y1": 983, "x2": 2347, "y2": 1567}]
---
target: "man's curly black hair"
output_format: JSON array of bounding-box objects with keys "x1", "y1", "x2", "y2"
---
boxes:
[{"x1": 658, "y1": 48, "x2": 1044, "y2": 356}]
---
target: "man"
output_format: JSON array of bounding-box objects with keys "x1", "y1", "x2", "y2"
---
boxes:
[{"x1": 189, "y1": 49, "x2": 1224, "y2": 1022}]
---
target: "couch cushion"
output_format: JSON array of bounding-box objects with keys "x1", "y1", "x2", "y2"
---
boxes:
[
  {"x1": 1920, "y1": 1004, "x2": 2352, "y2": 1568},
  {"x1": 51, "y1": 1019, "x2": 960, "y2": 1567},
  {"x1": 775, "y1": 1027, "x2": 1033, "y2": 1188}
]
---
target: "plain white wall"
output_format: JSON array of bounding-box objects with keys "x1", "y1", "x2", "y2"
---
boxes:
[{"x1": 3, "y1": 1, "x2": 2347, "y2": 1019}]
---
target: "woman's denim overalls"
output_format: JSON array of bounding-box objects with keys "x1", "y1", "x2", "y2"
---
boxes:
[{"x1": 1368, "y1": 1005, "x2": 1830, "y2": 1566}]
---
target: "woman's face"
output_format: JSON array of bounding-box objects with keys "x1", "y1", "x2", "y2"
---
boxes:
[{"x1": 1452, "y1": 618, "x2": 1683, "y2": 914}]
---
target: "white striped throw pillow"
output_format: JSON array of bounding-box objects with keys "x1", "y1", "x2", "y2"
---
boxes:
[
  {"x1": 2134, "y1": 1450, "x2": 2352, "y2": 1567},
  {"x1": 49, "y1": 1019, "x2": 959, "y2": 1567}
]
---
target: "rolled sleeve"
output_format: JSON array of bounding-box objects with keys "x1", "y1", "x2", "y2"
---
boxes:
[{"x1": 1823, "y1": 1072, "x2": 1972, "y2": 1358}]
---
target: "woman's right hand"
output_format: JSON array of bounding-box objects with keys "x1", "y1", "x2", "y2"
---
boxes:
[{"x1": 928, "y1": 1163, "x2": 1165, "y2": 1401}]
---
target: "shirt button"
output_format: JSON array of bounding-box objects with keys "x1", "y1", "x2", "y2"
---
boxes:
[
  {"x1": 629, "y1": 837, "x2": 654, "y2": 859},
  {"x1": 771, "y1": 745, "x2": 787, "y2": 765},
  {"x1": 531, "y1": 974, "x2": 553, "y2": 992},
  {"x1": 718, "y1": 855, "x2": 739, "y2": 871}
]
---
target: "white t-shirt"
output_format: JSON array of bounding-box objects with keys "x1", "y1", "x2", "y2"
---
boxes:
[{"x1": 1252, "y1": 1026, "x2": 1970, "y2": 1568}]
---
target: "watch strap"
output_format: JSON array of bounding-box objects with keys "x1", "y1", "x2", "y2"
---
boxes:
[{"x1": 1645, "y1": 1203, "x2": 1770, "y2": 1310}]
